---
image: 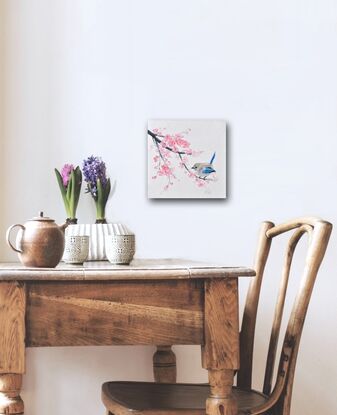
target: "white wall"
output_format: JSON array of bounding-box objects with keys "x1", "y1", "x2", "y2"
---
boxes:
[{"x1": 1, "y1": 1, "x2": 337, "y2": 414}]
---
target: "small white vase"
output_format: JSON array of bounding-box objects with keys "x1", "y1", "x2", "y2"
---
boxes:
[
  {"x1": 63, "y1": 235, "x2": 89, "y2": 264},
  {"x1": 65, "y1": 223, "x2": 133, "y2": 261},
  {"x1": 105, "y1": 234, "x2": 136, "y2": 265}
]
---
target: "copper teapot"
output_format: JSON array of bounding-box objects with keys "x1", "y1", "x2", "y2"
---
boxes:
[{"x1": 6, "y1": 212, "x2": 67, "y2": 268}]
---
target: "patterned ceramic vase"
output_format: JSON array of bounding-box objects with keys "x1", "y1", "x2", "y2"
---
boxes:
[
  {"x1": 105, "y1": 235, "x2": 136, "y2": 265},
  {"x1": 63, "y1": 235, "x2": 89, "y2": 264}
]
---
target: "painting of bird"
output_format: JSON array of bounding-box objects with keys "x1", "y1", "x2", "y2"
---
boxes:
[
  {"x1": 191, "y1": 152, "x2": 216, "y2": 179},
  {"x1": 148, "y1": 119, "x2": 226, "y2": 198}
]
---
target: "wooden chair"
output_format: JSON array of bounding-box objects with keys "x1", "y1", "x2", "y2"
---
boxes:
[{"x1": 102, "y1": 218, "x2": 332, "y2": 415}]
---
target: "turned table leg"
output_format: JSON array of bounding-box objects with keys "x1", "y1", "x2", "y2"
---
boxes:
[
  {"x1": 207, "y1": 370, "x2": 237, "y2": 415},
  {"x1": 0, "y1": 283, "x2": 25, "y2": 414},
  {"x1": 202, "y1": 279, "x2": 240, "y2": 415},
  {"x1": 153, "y1": 346, "x2": 177, "y2": 383},
  {"x1": 0, "y1": 374, "x2": 24, "y2": 414}
]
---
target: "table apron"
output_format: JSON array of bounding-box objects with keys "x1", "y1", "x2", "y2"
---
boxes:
[{"x1": 25, "y1": 280, "x2": 205, "y2": 347}]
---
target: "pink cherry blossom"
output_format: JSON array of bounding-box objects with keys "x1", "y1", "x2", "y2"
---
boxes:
[
  {"x1": 176, "y1": 138, "x2": 190, "y2": 148},
  {"x1": 158, "y1": 164, "x2": 173, "y2": 177}
]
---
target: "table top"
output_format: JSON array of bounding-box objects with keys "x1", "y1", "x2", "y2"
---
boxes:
[{"x1": 0, "y1": 259, "x2": 255, "y2": 281}]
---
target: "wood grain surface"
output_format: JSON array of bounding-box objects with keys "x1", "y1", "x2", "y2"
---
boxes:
[
  {"x1": 0, "y1": 259, "x2": 255, "y2": 281},
  {"x1": 0, "y1": 282, "x2": 25, "y2": 373},
  {"x1": 201, "y1": 278, "x2": 240, "y2": 415},
  {"x1": 101, "y1": 382, "x2": 267, "y2": 414},
  {"x1": 0, "y1": 283, "x2": 25, "y2": 414},
  {"x1": 202, "y1": 278, "x2": 239, "y2": 370},
  {"x1": 26, "y1": 280, "x2": 204, "y2": 346}
]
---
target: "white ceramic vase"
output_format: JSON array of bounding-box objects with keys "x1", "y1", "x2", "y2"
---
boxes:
[
  {"x1": 65, "y1": 223, "x2": 133, "y2": 261},
  {"x1": 105, "y1": 234, "x2": 135, "y2": 264},
  {"x1": 63, "y1": 235, "x2": 89, "y2": 264}
]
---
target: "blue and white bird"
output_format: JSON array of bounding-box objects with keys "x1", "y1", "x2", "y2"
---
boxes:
[{"x1": 191, "y1": 152, "x2": 216, "y2": 178}]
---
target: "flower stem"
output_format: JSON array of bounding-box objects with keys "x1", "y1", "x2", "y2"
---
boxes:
[{"x1": 95, "y1": 202, "x2": 106, "y2": 222}]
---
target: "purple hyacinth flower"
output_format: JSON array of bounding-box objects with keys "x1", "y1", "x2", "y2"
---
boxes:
[{"x1": 82, "y1": 156, "x2": 108, "y2": 199}]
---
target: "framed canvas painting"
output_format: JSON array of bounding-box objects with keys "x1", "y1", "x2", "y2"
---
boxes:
[{"x1": 147, "y1": 119, "x2": 226, "y2": 199}]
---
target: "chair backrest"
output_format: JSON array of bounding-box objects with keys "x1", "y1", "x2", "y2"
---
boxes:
[{"x1": 237, "y1": 218, "x2": 332, "y2": 415}]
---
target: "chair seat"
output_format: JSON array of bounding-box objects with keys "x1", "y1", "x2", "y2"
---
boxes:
[{"x1": 102, "y1": 382, "x2": 268, "y2": 415}]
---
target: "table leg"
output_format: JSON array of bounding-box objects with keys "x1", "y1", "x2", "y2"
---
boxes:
[
  {"x1": 206, "y1": 370, "x2": 238, "y2": 415},
  {"x1": 0, "y1": 283, "x2": 25, "y2": 414},
  {"x1": 202, "y1": 279, "x2": 239, "y2": 415},
  {"x1": 153, "y1": 346, "x2": 177, "y2": 383},
  {"x1": 0, "y1": 374, "x2": 24, "y2": 414}
]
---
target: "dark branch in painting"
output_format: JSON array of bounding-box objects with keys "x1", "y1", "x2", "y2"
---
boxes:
[{"x1": 148, "y1": 130, "x2": 189, "y2": 156}]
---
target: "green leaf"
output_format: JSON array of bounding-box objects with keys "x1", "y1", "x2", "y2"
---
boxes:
[
  {"x1": 55, "y1": 168, "x2": 70, "y2": 216},
  {"x1": 66, "y1": 173, "x2": 72, "y2": 199},
  {"x1": 69, "y1": 170, "x2": 76, "y2": 218},
  {"x1": 97, "y1": 178, "x2": 103, "y2": 206},
  {"x1": 96, "y1": 179, "x2": 105, "y2": 220},
  {"x1": 65, "y1": 174, "x2": 73, "y2": 217},
  {"x1": 104, "y1": 178, "x2": 111, "y2": 205},
  {"x1": 55, "y1": 169, "x2": 66, "y2": 197},
  {"x1": 74, "y1": 166, "x2": 82, "y2": 182},
  {"x1": 72, "y1": 167, "x2": 82, "y2": 216}
]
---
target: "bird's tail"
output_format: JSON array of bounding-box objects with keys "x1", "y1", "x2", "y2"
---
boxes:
[{"x1": 209, "y1": 152, "x2": 216, "y2": 164}]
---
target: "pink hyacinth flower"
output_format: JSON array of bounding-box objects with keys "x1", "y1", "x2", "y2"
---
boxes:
[{"x1": 61, "y1": 164, "x2": 74, "y2": 187}]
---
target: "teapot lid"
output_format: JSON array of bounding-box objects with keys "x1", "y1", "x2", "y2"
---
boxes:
[{"x1": 30, "y1": 211, "x2": 54, "y2": 222}]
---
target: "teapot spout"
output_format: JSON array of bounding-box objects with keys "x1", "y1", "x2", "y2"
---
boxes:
[{"x1": 59, "y1": 222, "x2": 68, "y2": 232}]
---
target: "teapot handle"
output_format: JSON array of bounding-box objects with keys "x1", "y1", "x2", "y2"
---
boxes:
[{"x1": 6, "y1": 224, "x2": 25, "y2": 253}]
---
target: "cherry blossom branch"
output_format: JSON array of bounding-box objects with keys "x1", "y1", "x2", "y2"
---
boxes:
[
  {"x1": 149, "y1": 130, "x2": 212, "y2": 182},
  {"x1": 153, "y1": 137, "x2": 165, "y2": 163},
  {"x1": 148, "y1": 130, "x2": 189, "y2": 156},
  {"x1": 178, "y1": 153, "x2": 191, "y2": 173}
]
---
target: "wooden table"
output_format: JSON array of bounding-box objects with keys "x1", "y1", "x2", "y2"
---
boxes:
[{"x1": 0, "y1": 259, "x2": 254, "y2": 415}]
